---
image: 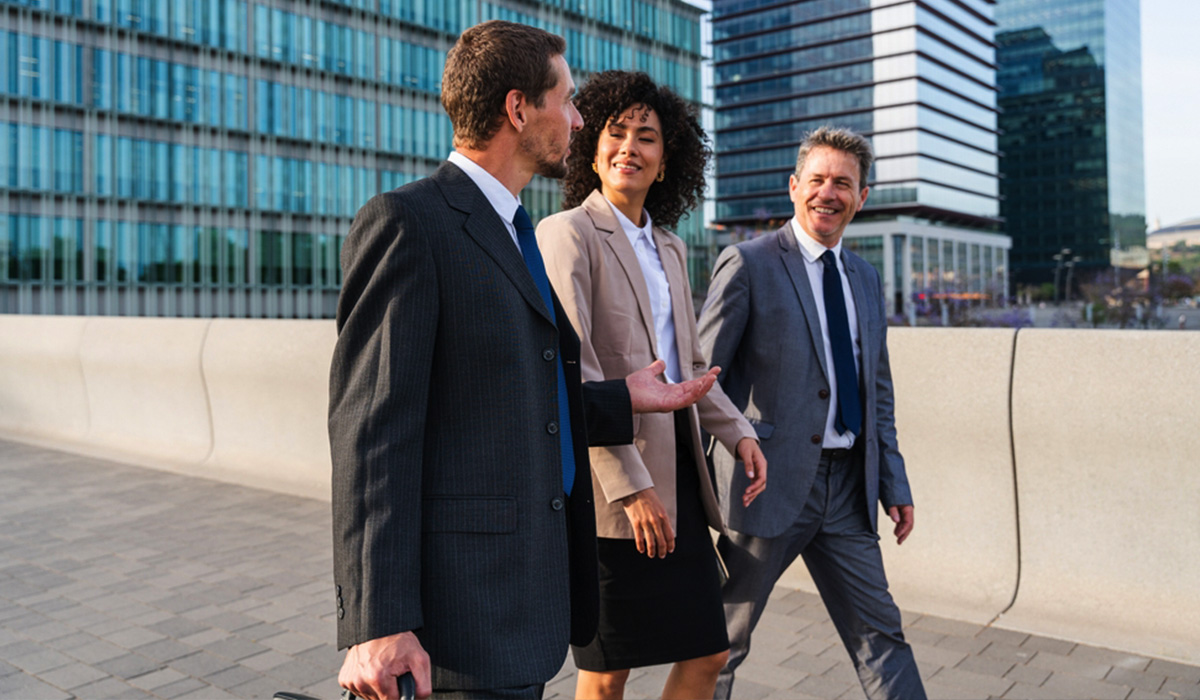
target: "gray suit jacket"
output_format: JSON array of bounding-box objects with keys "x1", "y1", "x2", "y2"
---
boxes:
[
  {"x1": 328, "y1": 163, "x2": 633, "y2": 690},
  {"x1": 697, "y1": 226, "x2": 912, "y2": 538}
]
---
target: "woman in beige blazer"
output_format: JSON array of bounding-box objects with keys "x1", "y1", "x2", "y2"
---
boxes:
[{"x1": 537, "y1": 71, "x2": 767, "y2": 700}]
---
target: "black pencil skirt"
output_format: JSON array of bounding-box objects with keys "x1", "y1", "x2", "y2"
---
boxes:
[{"x1": 572, "y1": 410, "x2": 730, "y2": 671}]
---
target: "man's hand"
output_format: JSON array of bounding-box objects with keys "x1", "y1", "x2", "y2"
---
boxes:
[
  {"x1": 620, "y1": 487, "x2": 675, "y2": 558},
  {"x1": 736, "y1": 438, "x2": 767, "y2": 507},
  {"x1": 888, "y1": 505, "x2": 914, "y2": 545},
  {"x1": 339, "y1": 631, "x2": 432, "y2": 700},
  {"x1": 626, "y1": 360, "x2": 720, "y2": 414}
]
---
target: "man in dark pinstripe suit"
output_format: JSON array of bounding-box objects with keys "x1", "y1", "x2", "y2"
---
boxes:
[{"x1": 328, "y1": 21, "x2": 719, "y2": 700}]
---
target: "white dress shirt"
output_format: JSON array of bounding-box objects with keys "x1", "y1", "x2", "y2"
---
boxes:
[
  {"x1": 447, "y1": 151, "x2": 523, "y2": 249},
  {"x1": 791, "y1": 218, "x2": 861, "y2": 449},
  {"x1": 605, "y1": 196, "x2": 681, "y2": 384}
]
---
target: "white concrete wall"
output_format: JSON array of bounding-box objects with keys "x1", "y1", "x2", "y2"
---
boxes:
[
  {"x1": 0, "y1": 315, "x2": 1197, "y2": 663},
  {"x1": 79, "y1": 318, "x2": 213, "y2": 467},
  {"x1": 884, "y1": 329, "x2": 1021, "y2": 624},
  {"x1": 1003, "y1": 329, "x2": 1200, "y2": 663},
  {"x1": 0, "y1": 316, "x2": 333, "y2": 497},
  {"x1": 0, "y1": 315, "x2": 89, "y2": 443},
  {"x1": 201, "y1": 319, "x2": 337, "y2": 499}
]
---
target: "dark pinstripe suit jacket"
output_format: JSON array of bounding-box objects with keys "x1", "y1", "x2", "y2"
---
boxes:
[{"x1": 328, "y1": 162, "x2": 633, "y2": 690}]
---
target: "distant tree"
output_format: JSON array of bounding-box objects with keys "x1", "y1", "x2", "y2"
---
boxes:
[
  {"x1": 1162, "y1": 274, "x2": 1196, "y2": 301},
  {"x1": 1079, "y1": 271, "x2": 1142, "y2": 328},
  {"x1": 1030, "y1": 282, "x2": 1055, "y2": 301}
]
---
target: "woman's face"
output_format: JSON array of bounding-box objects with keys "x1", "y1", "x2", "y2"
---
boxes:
[{"x1": 594, "y1": 103, "x2": 664, "y2": 202}]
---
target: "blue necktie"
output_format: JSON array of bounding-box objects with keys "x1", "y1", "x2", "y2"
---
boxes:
[
  {"x1": 513, "y1": 205, "x2": 576, "y2": 495},
  {"x1": 820, "y1": 250, "x2": 862, "y2": 436}
]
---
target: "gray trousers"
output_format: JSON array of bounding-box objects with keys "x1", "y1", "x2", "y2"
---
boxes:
[{"x1": 715, "y1": 449, "x2": 926, "y2": 700}]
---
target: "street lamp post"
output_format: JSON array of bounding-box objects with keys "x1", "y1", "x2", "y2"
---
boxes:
[
  {"x1": 1052, "y1": 247, "x2": 1071, "y2": 303},
  {"x1": 1064, "y1": 255, "x2": 1081, "y2": 302}
]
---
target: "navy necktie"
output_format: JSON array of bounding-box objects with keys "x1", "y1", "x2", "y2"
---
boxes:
[
  {"x1": 820, "y1": 250, "x2": 862, "y2": 436},
  {"x1": 513, "y1": 205, "x2": 576, "y2": 495}
]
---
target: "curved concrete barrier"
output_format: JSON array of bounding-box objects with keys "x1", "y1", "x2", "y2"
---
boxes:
[
  {"x1": 0, "y1": 315, "x2": 90, "y2": 443},
  {"x1": 778, "y1": 328, "x2": 1020, "y2": 625},
  {"x1": 77, "y1": 317, "x2": 213, "y2": 468},
  {"x1": 2, "y1": 316, "x2": 1199, "y2": 663},
  {"x1": 1002, "y1": 329, "x2": 1200, "y2": 663},
  {"x1": 201, "y1": 319, "x2": 337, "y2": 499}
]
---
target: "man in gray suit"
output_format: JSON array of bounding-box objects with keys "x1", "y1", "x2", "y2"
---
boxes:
[
  {"x1": 698, "y1": 127, "x2": 925, "y2": 700},
  {"x1": 328, "y1": 21, "x2": 718, "y2": 700}
]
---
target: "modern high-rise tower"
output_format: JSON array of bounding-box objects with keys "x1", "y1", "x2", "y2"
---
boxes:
[
  {"x1": 996, "y1": 0, "x2": 1145, "y2": 288},
  {"x1": 711, "y1": 0, "x2": 1011, "y2": 319},
  {"x1": 0, "y1": 0, "x2": 705, "y2": 317}
]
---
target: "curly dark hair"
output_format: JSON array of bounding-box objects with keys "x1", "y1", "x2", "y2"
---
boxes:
[{"x1": 563, "y1": 71, "x2": 710, "y2": 230}]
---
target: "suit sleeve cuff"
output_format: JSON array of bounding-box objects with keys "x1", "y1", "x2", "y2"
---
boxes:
[{"x1": 582, "y1": 379, "x2": 634, "y2": 447}]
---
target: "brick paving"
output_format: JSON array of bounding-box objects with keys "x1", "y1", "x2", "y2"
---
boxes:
[{"x1": 2, "y1": 439, "x2": 1198, "y2": 700}]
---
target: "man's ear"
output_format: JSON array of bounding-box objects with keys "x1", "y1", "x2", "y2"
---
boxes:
[{"x1": 505, "y1": 89, "x2": 527, "y2": 132}]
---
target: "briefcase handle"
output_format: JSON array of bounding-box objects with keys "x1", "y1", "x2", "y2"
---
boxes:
[{"x1": 273, "y1": 672, "x2": 416, "y2": 700}]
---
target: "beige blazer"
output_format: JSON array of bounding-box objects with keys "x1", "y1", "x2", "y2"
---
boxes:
[{"x1": 537, "y1": 190, "x2": 756, "y2": 539}]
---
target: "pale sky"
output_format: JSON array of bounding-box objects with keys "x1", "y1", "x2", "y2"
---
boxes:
[{"x1": 1141, "y1": 0, "x2": 1200, "y2": 229}]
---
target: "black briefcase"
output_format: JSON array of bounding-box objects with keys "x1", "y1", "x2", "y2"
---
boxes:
[{"x1": 274, "y1": 672, "x2": 416, "y2": 700}]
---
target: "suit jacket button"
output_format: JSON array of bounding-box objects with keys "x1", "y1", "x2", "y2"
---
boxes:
[
  {"x1": 543, "y1": 348, "x2": 556, "y2": 361},
  {"x1": 337, "y1": 607, "x2": 345, "y2": 619},
  {"x1": 550, "y1": 497, "x2": 564, "y2": 511},
  {"x1": 818, "y1": 389, "x2": 830, "y2": 399},
  {"x1": 547, "y1": 421, "x2": 559, "y2": 435},
  {"x1": 811, "y1": 434, "x2": 821, "y2": 444}
]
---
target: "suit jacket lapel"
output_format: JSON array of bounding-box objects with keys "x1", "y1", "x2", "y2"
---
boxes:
[
  {"x1": 656, "y1": 229, "x2": 693, "y2": 381},
  {"x1": 777, "y1": 227, "x2": 831, "y2": 385},
  {"x1": 433, "y1": 163, "x2": 553, "y2": 325},
  {"x1": 584, "y1": 191, "x2": 657, "y2": 353},
  {"x1": 843, "y1": 252, "x2": 873, "y2": 388}
]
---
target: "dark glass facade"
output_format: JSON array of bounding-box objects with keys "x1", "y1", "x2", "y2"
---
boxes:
[
  {"x1": 996, "y1": 0, "x2": 1146, "y2": 286},
  {"x1": 0, "y1": 0, "x2": 704, "y2": 317}
]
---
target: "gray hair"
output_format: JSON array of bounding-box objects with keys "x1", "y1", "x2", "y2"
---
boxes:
[{"x1": 794, "y1": 126, "x2": 874, "y2": 189}]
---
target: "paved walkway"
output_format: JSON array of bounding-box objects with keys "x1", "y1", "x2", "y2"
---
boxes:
[{"x1": 1, "y1": 439, "x2": 1198, "y2": 700}]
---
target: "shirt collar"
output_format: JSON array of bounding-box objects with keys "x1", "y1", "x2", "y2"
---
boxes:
[
  {"x1": 448, "y1": 151, "x2": 520, "y2": 225},
  {"x1": 604, "y1": 194, "x2": 656, "y2": 251},
  {"x1": 791, "y1": 217, "x2": 842, "y2": 265}
]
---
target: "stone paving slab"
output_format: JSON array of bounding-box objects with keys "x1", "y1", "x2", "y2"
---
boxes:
[{"x1": 2, "y1": 439, "x2": 1200, "y2": 700}]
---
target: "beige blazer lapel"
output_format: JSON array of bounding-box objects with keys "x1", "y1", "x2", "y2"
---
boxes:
[
  {"x1": 583, "y1": 191, "x2": 659, "y2": 360},
  {"x1": 655, "y1": 228, "x2": 694, "y2": 381}
]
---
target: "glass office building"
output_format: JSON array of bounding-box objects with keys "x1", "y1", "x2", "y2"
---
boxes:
[
  {"x1": 711, "y1": 0, "x2": 1010, "y2": 318},
  {"x1": 0, "y1": 0, "x2": 705, "y2": 317},
  {"x1": 997, "y1": 0, "x2": 1145, "y2": 288}
]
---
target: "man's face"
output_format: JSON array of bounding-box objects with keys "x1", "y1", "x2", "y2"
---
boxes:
[
  {"x1": 521, "y1": 54, "x2": 583, "y2": 179},
  {"x1": 789, "y1": 146, "x2": 869, "y2": 248}
]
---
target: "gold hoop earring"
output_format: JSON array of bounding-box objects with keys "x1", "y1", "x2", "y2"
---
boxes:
[
  {"x1": 591, "y1": 162, "x2": 598, "y2": 173},
  {"x1": 656, "y1": 170, "x2": 665, "y2": 182}
]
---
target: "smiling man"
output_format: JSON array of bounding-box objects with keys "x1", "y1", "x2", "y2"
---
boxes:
[{"x1": 698, "y1": 127, "x2": 926, "y2": 700}]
